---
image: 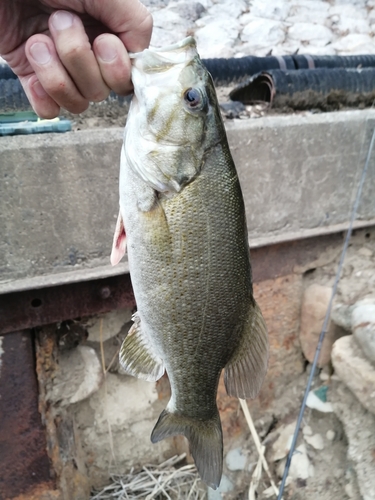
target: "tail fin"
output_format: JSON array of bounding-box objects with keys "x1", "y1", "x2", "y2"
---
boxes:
[{"x1": 151, "y1": 409, "x2": 223, "y2": 490}]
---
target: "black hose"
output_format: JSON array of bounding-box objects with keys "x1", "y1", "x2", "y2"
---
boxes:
[
  {"x1": 3, "y1": 54, "x2": 375, "y2": 113},
  {"x1": 0, "y1": 63, "x2": 17, "y2": 80},
  {"x1": 0, "y1": 78, "x2": 31, "y2": 112},
  {"x1": 229, "y1": 67, "x2": 375, "y2": 110},
  {"x1": 202, "y1": 53, "x2": 375, "y2": 84},
  {"x1": 202, "y1": 55, "x2": 295, "y2": 85}
]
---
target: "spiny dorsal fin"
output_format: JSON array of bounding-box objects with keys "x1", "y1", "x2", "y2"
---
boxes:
[
  {"x1": 111, "y1": 209, "x2": 127, "y2": 266},
  {"x1": 224, "y1": 301, "x2": 269, "y2": 400},
  {"x1": 151, "y1": 408, "x2": 223, "y2": 490},
  {"x1": 119, "y1": 313, "x2": 165, "y2": 382}
]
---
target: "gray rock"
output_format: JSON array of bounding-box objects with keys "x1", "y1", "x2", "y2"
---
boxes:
[
  {"x1": 87, "y1": 308, "x2": 132, "y2": 343},
  {"x1": 299, "y1": 284, "x2": 344, "y2": 367},
  {"x1": 226, "y1": 447, "x2": 247, "y2": 471},
  {"x1": 49, "y1": 345, "x2": 103, "y2": 405},
  {"x1": 248, "y1": 0, "x2": 290, "y2": 22},
  {"x1": 287, "y1": 22, "x2": 333, "y2": 47},
  {"x1": 194, "y1": 15, "x2": 238, "y2": 58},
  {"x1": 331, "y1": 335, "x2": 375, "y2": 416},
  {"x1": 352, "y1": 299, "x2": 375, "y2": 363},
  {"x1": 331, "y1": 302, "x2": 354, "y2": 332},
  {"x1": 240, "y1": 17, "x2": 286, "y2": 54},
  {"x1": 207, "y1": 474, "x2": 233, "y2": 499},
  {"x1": 331, "y1": 381, "x2": 375, "y2": 500},
  {"x1": 168, "y1": 1, "x2": 206, "y2": 22},
  {"x1": 331, "y1": 34, "x2": 375, "y2": 54}
]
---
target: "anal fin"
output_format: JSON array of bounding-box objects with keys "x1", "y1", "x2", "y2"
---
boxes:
[
  {"x1": 120, "y1": 312, "x2": 165, "y2": 382},
  {"x1": 224, "y1": 301, "x2": 269, "y2": 400},
  {"x1": 111, "y1": 209, "x2": 127, "y2": 266}
]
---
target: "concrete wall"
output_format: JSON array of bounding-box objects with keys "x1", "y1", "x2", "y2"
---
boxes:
[{"x1": 1, "y1": 109, "x2": 375, "y2": 290}]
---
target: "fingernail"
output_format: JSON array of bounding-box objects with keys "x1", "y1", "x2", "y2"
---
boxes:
[
  {"x1": 52, "y1": 11, "x2": 74, "y2": 30},
  {"x1": 29, "y1": 42, "x2": 51, "y2": 65},
  {"x1": 96, "y1": 39, "x2": 118, "y2": 62}
]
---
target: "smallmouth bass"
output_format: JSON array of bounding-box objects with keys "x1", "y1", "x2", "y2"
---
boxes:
[{"x1": 111, "y1": 37, "x2": 269, "y2": 490}]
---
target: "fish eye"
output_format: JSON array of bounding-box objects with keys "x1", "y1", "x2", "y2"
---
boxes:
[{"x1": 183, "y1": 88, "x2": 205, "y2": 111}]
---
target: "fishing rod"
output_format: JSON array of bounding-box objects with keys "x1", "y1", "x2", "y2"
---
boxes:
[{"x1": 277, "y1": 123, "x2": 375, "y2": 500}]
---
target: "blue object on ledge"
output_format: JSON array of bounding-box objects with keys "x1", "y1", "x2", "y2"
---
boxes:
[{"x1": 0, "y1": 116, "x2": 71, "y2": 136}]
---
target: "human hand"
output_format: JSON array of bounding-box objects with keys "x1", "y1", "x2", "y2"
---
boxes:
[{"x1": 0, "y1": 0, "x2": 152, "y2": 118}]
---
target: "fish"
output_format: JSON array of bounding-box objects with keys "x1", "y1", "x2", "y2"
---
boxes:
[{"x1": 111, "y1": 36, "x2": 269, "y2": 490}]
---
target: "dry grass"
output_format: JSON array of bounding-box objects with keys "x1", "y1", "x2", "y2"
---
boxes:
[{"x1": 91, "y1": 454, "x2": 206, "y2": 500}]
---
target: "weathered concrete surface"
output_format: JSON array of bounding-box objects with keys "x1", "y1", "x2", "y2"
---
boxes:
[{"x1": 1, "y1": 110, "x2": 375, "y2": 287}]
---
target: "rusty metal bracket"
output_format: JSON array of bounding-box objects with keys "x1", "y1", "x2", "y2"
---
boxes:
[
  {"x1": 0, "y1": 331, "x2": 54, "y2": 500},
  {"x1": 0, "y1": 274, "x2": 135, "y2": 336}
]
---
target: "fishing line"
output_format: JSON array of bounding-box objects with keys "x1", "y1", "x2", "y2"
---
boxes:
[{"x1": 277, "y1": 123, "x2": 375, "y2": 500}]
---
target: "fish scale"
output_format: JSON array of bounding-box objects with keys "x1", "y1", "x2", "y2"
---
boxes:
[{"x1": 111, "y1": 36, "x2": 269, "y2": 490}]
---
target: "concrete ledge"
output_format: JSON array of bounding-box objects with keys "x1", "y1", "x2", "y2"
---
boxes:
[{"x1": 1, "y1": 109, "x2": 375, "y2": 288}]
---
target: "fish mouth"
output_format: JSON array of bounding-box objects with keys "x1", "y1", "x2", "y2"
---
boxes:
[{"x1": 129, "y1": 37, "x2": 198, "y2": 73}]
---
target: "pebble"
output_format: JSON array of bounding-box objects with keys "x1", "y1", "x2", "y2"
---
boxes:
[
  {"x1": 326, "y1": 430, "x2": 336, "y2": 441},
  {"x1": 304, "y1": 433, "x2": 325, "y2": 450},
  {"x1": 277, "y1": 443, "x2": 314, "y2": 480},
  {"x1": 207, "y1": 474, "x2": 233, "y2": 499},
  {"x1": 306, "y1": 390, "x2": 334, "y2": 413},
  {"x1": 302, "y1": 425, "x2": 313, "y2": 436},
  {"x1": 271, "y1": 421, "x2": 297, "y2": 461},
  {"x1": 225, "y1": 447, "x2": 247, "y2": 471}
]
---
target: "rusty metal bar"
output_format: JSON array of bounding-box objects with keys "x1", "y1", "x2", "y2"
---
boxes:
[
  {"x1": 0, "y1": 232, "x2": 350, "y2": 336},
  {"x1": 0, "y1": 273, "x2": 135, "y2": 336},
  {"x1": 0, "y1": 331, "x2": 54, "y2": 500}
]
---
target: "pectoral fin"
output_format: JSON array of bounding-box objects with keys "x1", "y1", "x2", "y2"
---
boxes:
[
  {"x1": 224, "y1": 301, "x2": 269, "y2": 400},
  {"x1": 120, "y1": 312, "x2": 165, "y2": 382},
  {"x1": 110, "y1": 209, "x2": 127, "y2": 266}
]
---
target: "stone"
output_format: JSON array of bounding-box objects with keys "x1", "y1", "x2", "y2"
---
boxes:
[
  {"x1": 352, "y1": 299, "x2": 375, "y2": 362},
  {"x1": 304, "y1": 433, "x2": 324, "y2": 450},
  {"x1": 299, "y1": 284, "x2": 344, "y2": 367},
  {"x1": 87, "y1": 308, "x2": 132, "y2": 343},
  {"x1": 333, "y1": 16, "x2": 370, "y2": 35},
  {"x1": 194, "y1": 16, "x2": 239, "y2": 58},
  {"x1": 287, "y1": 1, "x2": 330, "y2": 25},
  {"x1": 331, "y1": 34, "x2": 375, "y2": 54},
  {"x1": 150, "y1": 8, "x2": 191, "y2": 47},
  {"x1": 287, "y1": 22, "x2": 333, "y2": 47},
  {"x1": 331, "y1": 302, "x2": 354, "y2": 331},
  {"x1": 302, "y1": 425, "x2": 312, "y2": 436},
  {"x1": 277, "y1": 443, "x2": 314, "y2": 480},
  {"x1": 207, "y1": 475, "x2": 233, "y2": 499},
  {"x1": 248, "y1": 0, "x2": 290, "y2": 21},
  {"x1": 240, "y1": 17, "x2": 286, "y2": 54},
  {"x1": 330, "y1": 381, "x2": 375, "y2": 500},
  {"x1": 358, "y1": 247, "x2": 373, "y2": 257},
  {"x1": 225, "y1": 447, "x2": 247, "y2": 471},
  {"x1": 72, "y1": 373, "x2": 172, "y2": 488},
  {"x1": 306, "y1": 390, "x2": 333, "y2": 413},
  {"x1": 271, "y1": 421, "x2": 296, "y2": 461},
  {"x1": 48, "y1": 345, "x2": 103, "y2": 405},
  {"x1": 332, "y1": 335, "x2": 375, "y2": 416},
  {"x1": 326, "y1": 430, "x2": 335, "y2": 441},
  {"x1": 207, "y1": 0, "x2": 246, "y2": 19},
  {"x1": 168, "y1": 1, "x2": 206, "y2": 23}
]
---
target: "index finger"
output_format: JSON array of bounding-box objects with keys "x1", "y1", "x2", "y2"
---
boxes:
[{"x1": 84, "y1": 0, "x2": 153, "y2": 52}]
